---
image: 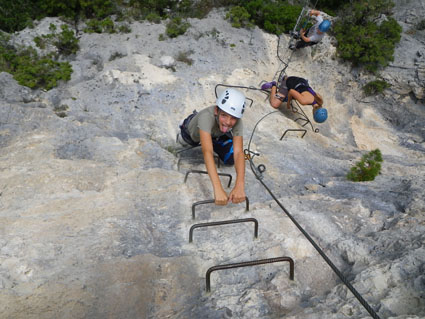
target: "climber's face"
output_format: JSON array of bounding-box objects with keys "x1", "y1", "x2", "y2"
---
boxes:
[{"x1": 215, "y1": 107, "x2": 237, "y2": 133}]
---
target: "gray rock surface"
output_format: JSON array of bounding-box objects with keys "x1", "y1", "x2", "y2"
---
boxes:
[{"x1": 1, "y1": 3, "x2": 424, "y2": 319}]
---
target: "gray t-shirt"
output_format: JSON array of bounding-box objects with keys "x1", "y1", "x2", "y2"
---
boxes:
[
  {"x1": 187, "y1": 105, "x2": 243, "y2": 143},
  {"x1": 307, "y1": 15, "x2": 324, "y2": 43}
]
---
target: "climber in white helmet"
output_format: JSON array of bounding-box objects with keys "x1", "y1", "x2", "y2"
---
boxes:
[{"x1": 178, "y1": 88, "x2": 247, "y2": 206}]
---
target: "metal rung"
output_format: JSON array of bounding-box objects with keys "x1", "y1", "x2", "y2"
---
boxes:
[
  {"x1": 189, "y1": 218, "x2": 258, "y2": 243},
  {"x1": 288, "y1": 101, "x2": 320, "y2": 134},
  {"x1": 206, "y1": 256, "x2": 294, "y2": 292},
  {"x1": 295, "y1": 117, "x2": 310, "y2": 127},
  {"x1": 192, "y1": 197, "x2": 249, "y2": 219},
  {"x1": 184, "y1": 169, "x2": 232, "y2": 187},
  {"x1": 280, "y1": 129, "x2": 307, "y2": 140}
]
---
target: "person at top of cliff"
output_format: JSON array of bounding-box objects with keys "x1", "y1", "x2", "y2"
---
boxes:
[
  {"x1": 290, "y1": 9, "x2": 331, "y2": 50},
  {"x1": 261, "y1": 75, "x2": 328, "y2": 123},
  {"x1": 177, "y1": 88, "x2": 246, "y2": 206}
]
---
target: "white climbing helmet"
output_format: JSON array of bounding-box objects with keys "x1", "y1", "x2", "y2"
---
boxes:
[{"x1": 216, "y1": 88, "x2": 246, "y2": 119}]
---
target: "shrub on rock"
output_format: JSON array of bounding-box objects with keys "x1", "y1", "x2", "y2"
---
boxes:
[{"x1": 347, "y1": 149, "x2": 383, "y2": 182}]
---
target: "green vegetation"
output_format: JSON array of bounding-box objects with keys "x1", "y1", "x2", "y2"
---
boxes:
[
  {"x1": 0, "y1": 0, "x2": 404, "y2": 90},
  {"x1": 0, "y1": 0, "x2": 116, "y2": 33},
  {"x1": 347, "y1": 149, "x2": 383, "y2": 182},
  {"x1": 0, "y1": 31, "x2": 72, "y2": 90},
  {"x1": 362, "y1": 79, "x2": 390, "y2": 96},
  {"x1": 146, "y1": 12, "x2": 162, "y2": 24},
  {"x1": 334, "y1": 0, "x2": 402, "y2": 73},
  {"x1": 165, "y1": 17, "x2": 191, "y2": 38},
  {"x1": 84, "y1": 18, "x2": 132, "y2": 34},
  {"x1": 226, "y1": 6, "x2": 252, "y2": 29},
  {"x1": 239, "y1": 1, "x2": 302, "y2": 34},
  {"x1": 34, "y1": 24, "x2": 79, "y2": 56},
  {"x1": 84, "y1": 17, "x2": 115, "y2": 33}
]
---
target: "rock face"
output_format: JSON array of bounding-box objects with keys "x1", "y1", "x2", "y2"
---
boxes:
[{"x1": 1, "y1": 3, "x2": 424, "y2": 319}]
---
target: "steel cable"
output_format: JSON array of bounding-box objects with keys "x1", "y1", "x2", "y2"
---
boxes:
[{"x1": 244, "y1": 113, "x2": 381, "y2": 319}]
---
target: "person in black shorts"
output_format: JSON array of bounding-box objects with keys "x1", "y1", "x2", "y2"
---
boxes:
[{"x1": 261, "y1": 76, "x2": 328, "y2": 123}]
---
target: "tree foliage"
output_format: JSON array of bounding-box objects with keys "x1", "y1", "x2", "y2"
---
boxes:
[
  {"x1": 347, "y1": 149, "x2": 383, "y2": 182},
  {"x1": 0, "y1": 32, "x2": 72, "y2": 90},
  {"x1": 225, "y1": 6, "x2": 252, "y2": 29},
  {"x1": 362, "y1": 79, "x2": 390, "y2": 96},
  {"x1": 34, "y1": 24, "x2": 79, "y2": 55},
  {"x1": 0, "y1": 0, "x2": 115, "y2": 32},
  {"x1": 241, "y1": 0, "x2": 302, "y2": 34},
  {"x1": 316, "y1": 0, "x2": 346, "y2": 13},
  {"x1": 334, "y1": 0, "x2": 401, "y2": 73},
  {"x1": 165, "y1": 17, "x2": 191, "y2": 38}
]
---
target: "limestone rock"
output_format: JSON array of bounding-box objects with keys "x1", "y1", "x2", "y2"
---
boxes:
[{"x1": 0, "y1": 5, "x2": 424, "y2": 319}]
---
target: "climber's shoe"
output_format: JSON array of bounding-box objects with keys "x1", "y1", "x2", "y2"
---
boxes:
[{"x1": 261, "y1": 81, "x2": 276, "y2": 90}]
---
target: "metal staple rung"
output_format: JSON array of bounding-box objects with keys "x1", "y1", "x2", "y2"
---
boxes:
[
  {"x1": 184, "y1": 169, "x2": 231, "y2": 187},
  {"x1": 280, "y1": 128, "x2": 307, "y2": 140},
  {"x1": 289, "y1": 101, "x2": 319, "y2": 134},
  {"x1": 189, "y1": 218, "x2": 258, "y2": 243},
  {"x1": 192, "y1": 197, "x2": 250, "y2": 219},
  {"x1": 206, "y1": 256, "x2": 294, "y2": 292}
]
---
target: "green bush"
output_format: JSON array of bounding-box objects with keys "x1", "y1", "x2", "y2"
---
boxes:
[
  {"x1": 165, "y1": 17, "x2": 191, "y2": 38},
  {"x1": 316, "y1": 0, "x2": 346, "y2": 11},
  {"x1": 241, "y1": 0, "x2": 302, "y2": 34},
  {"x1": 38, "y1": 0, "x2": 115, "y2": 20},
  {"x1": 362, "y1": 79, "x2": 390, "y2": 96},
  {"x1": 347, "y1": 149, "x2": 383, "y2": 182},
  {"x1": 225, "y1": 6, "x2": 253, "y2": 29},
  {"x1": 33, "y1": 24, "x2": 79, "y2": 56},
  {"x1": 129, "y1": 0, "x2": 178, "y2": 17},
  {"x1": 84, "y1": 17, "x2": 115, "y2": 33},
  {"x1": 84, "y1": 19, "x2": 102, "y2": 33},
  {"x1": 0, "y1": 0, "x2": 116, "y2": 33},
  {"x1": 0, "y1": 0, "x2": 41, "y2": 33},
  {"x1": 0, "y1": 37, "x2": 72, "y2": 90},
  {"x1": 55, "y1": 25, "x2": 80, "y2": 55},
  {"x1": 334, "y1": 0, "x2": 401, "y2": 73},
  {"x1": 146, "y1": 12, "x2": 162, "y2": 23},
  {"x1": 118, "y1": 24, "x2": 131, "y2": 33}
]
